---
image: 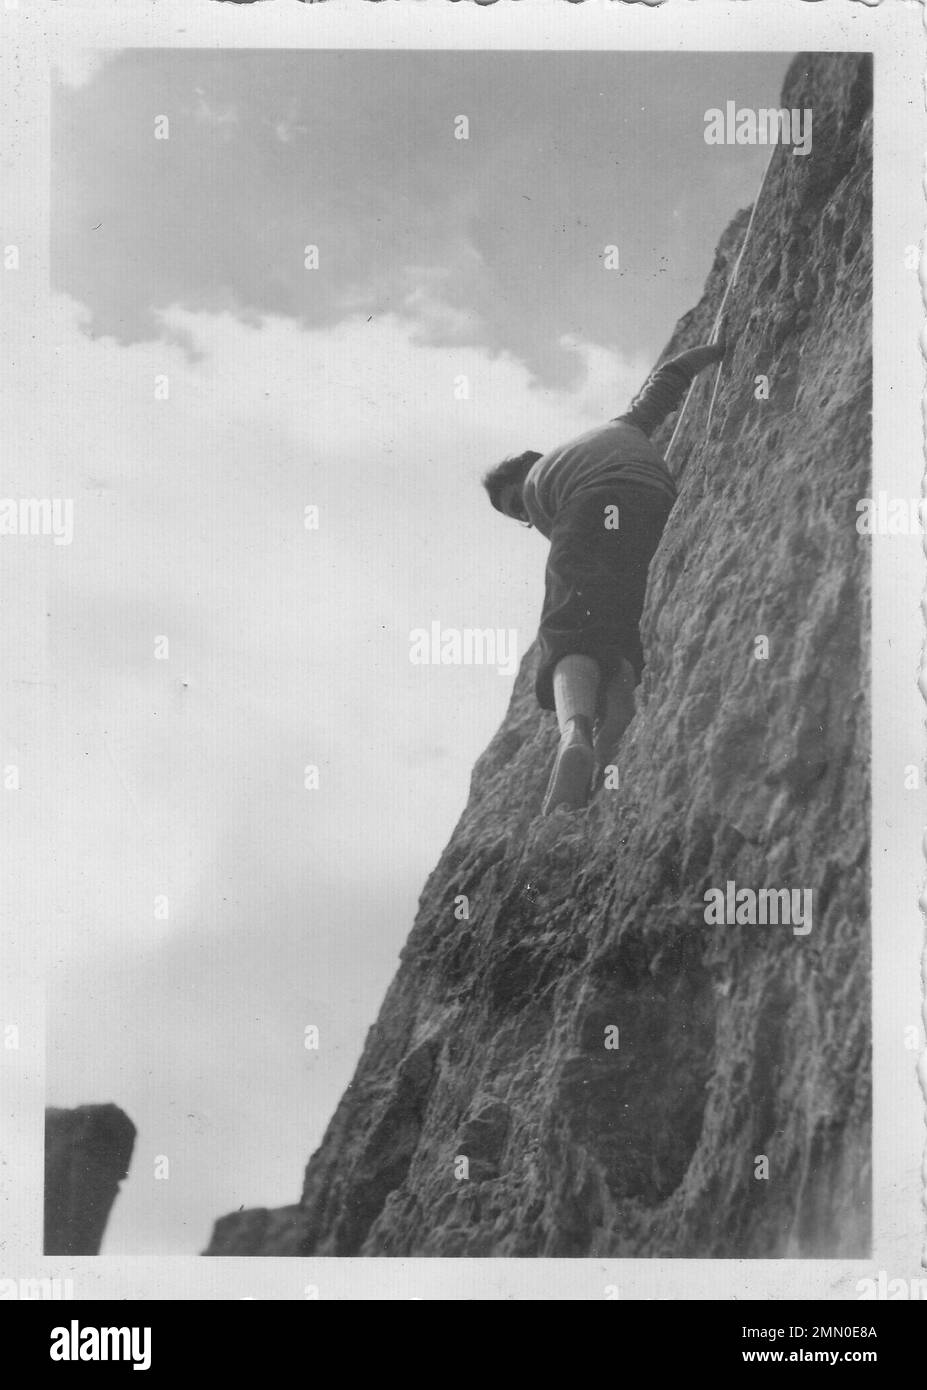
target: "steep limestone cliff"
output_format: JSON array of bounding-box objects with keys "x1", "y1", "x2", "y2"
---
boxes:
[
  {"x1": 206, "y1": 53, "x2": 872, "y2": 1258},
  {"x1": 44, "y1": 1104, "x2": 136, "y2": 1255}
]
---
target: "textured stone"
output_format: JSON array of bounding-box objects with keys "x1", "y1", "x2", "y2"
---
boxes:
[
  {"x1": 44, "y1": 1104, "x2": 136, "y2": 1255},
  {"x1": 207, "y1": 1206, "x2": 313, "y2": 1256},
  {"x1": 205, "y1": 52, "x2": 871, "y2": 1259}
]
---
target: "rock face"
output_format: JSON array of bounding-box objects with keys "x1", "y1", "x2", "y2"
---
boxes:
[
  {"x1": 44, "y1": 1105, "x2": 136, "y2": 1255},
  {"x1": 206, "y1": 53, "x2": 871, "y2": 1258}
]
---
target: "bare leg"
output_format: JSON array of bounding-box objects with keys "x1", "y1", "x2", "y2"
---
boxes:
[
  {"x1": 542, "y1": 655, "x2": 600, "y2": 814},
  {"x1": 594, "y1": 657, "x2": 637, "y2": 777}
]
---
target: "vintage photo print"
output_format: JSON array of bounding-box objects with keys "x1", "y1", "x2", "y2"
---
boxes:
[{"x1": 1, "y1": 0, "x2": 923, "y2": 1307}]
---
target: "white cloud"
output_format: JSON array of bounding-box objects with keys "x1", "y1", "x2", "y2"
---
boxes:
[
  {"x1": 4, "y1": 291, "x2": 647, "y2": 946},
  {"x1": 401, "y1": 279, "x2": 478, "y2": 341},
  {"x1": 6, "y1": 296, "x2": 649, "y2": 1063},
  {"x1": 14, "y1": 292, "x2": 650, "y2": 1251},
  {"x1": 192, "y1": 87, "x2": 239, "y2": 128},
  {"x1": 50, "y1": 49, "x2": 115, "y2": 90},
  {"x1": 556, "y1": 332, "x2": 651, "y2": 420},
  {"x1": 272, "y1": 119, "x2": 309, "y2": 144}
]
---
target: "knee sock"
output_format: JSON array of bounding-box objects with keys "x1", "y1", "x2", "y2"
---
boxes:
[
  {"x1": 595, "y1": 660, "x2": 637, "y2": 759},
  {"x1": 552, "y1": 655, "x2": 600, "y2": 736}
]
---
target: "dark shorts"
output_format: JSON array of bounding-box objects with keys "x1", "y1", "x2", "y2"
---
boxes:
[{"x1": 534, "y1": 483, "x2": 674, "y2": 711}]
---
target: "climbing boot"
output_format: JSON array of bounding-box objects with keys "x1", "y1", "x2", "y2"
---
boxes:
[{"x1": 542, "y1": 715, "x2": 595, "y2": 815}]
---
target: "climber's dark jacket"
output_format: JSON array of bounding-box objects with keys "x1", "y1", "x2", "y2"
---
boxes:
[
  {"x1": 528, "y1": 354, "x2": 696, "y2": 711},
  {"x1": 522, "y1": 358, "x2": 694, "y2": 538}
]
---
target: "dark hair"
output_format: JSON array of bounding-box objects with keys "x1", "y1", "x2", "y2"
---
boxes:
[{"x1": 482, "y1": 450, "x2": 542, "y2": 512}]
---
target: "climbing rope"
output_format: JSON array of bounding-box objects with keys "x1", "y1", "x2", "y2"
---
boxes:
[{"x1": 665, "y1": 143, "x2": 779, "y2": 464}]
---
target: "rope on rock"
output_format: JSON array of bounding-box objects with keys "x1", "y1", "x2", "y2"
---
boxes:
[{"x1": 665, "y1": 143, "x2": 778, "y2": 465}]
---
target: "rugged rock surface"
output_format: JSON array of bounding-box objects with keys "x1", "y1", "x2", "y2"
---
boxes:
[
  {"x1": 44, "y1": 1104, "x2": 136, "y2": 1255},
  {"x1": 206, "y1": 53, "x2": 871, "y2": 1258}
]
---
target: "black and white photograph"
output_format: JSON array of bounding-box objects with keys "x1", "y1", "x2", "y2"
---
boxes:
[{"x1": 1, "y1": 0, "x2": 924, "y2": 1325}]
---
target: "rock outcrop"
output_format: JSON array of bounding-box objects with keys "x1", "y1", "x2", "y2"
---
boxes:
[
  {"x1": 44, "y1": 1104, "x2": 136, "y2": 1255},
  {"x1": 206, "y1": 53, "x2": 872, "y2": 1258}
]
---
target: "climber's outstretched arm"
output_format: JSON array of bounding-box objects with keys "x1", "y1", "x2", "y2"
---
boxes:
[{"x1": 617, "y1": 342, "x2": 725, "y2": 438}]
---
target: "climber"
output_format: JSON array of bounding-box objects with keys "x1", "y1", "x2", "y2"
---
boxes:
[{"x1": 483, "y1": 340, "x2": 725, "y2": 815}]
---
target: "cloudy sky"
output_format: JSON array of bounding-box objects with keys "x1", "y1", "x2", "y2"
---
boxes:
[{"x1": 43, "y1": 47, "x2": 791, "y2": 1254}]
